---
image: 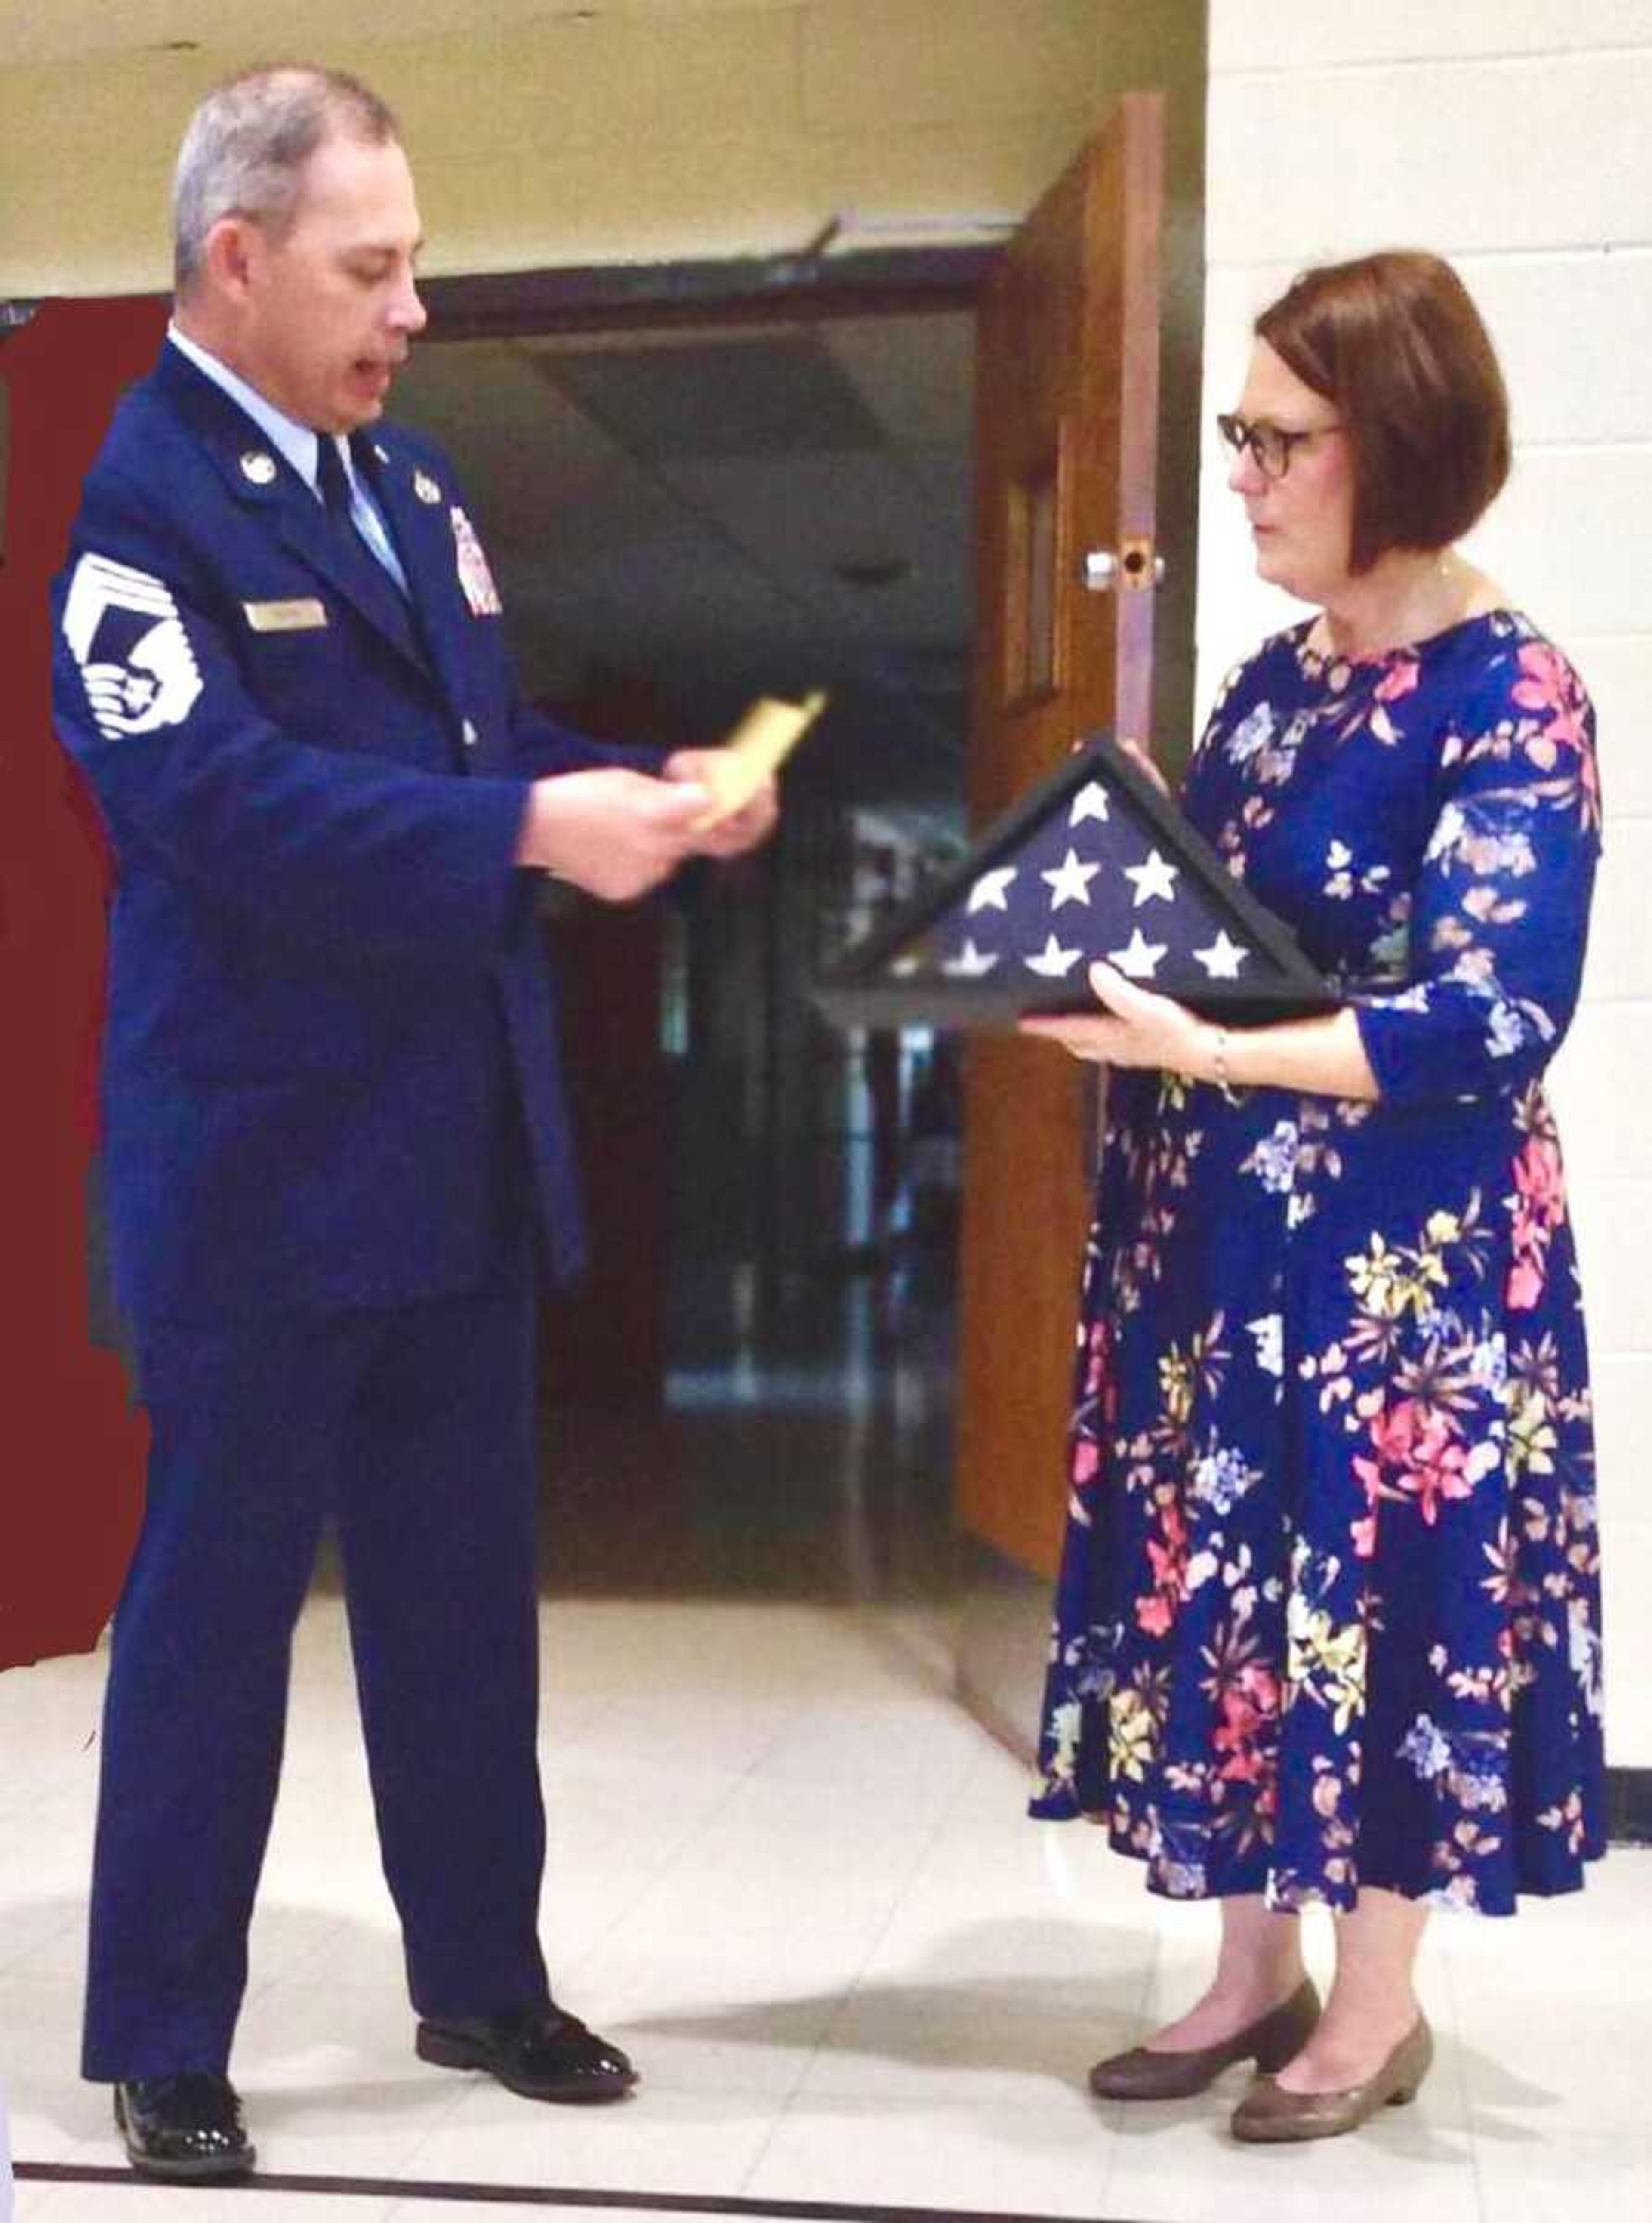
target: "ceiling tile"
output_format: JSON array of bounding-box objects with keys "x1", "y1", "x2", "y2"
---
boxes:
[
  {"x1": 536, "y1": 334, "x2": 888, "y2": 461},
  {"x1": 819, "y1": 311, "x2": 975, "y2": 448},
  {"x1": 384, "y1": 321, "x2": 971, "y2": 792}
]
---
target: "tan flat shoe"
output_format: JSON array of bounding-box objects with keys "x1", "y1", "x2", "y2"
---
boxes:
[
  {"x1": 1088, "y1": 1978, "x2": 1321, "y2": 2101},
  {"x1": 1230, "y1": 2014, "x2": 1433, "y2": 2143}
]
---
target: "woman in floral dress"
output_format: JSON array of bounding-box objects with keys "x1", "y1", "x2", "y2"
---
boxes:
[{"x1": 1022, "y1": 252, "x2": 1603, "y2": 2143}]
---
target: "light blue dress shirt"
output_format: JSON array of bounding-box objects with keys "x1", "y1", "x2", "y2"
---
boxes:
[{"x1": 167, "y1": 323, "x2": 410, "y2": 595}]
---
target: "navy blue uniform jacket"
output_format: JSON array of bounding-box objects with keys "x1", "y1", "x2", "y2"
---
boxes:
[{"x1": 52, "y1": 343, "x2": 641, "y2": 1326}]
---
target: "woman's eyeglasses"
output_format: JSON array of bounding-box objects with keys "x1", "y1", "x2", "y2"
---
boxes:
[{"x1": 1216, "y1": 411, "x2": 1343, "y2": 481}]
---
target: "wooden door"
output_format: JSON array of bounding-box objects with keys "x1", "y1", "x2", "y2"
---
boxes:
[{"x1": 957, "y1": 93, "x2": 1165, "y2": 1579}]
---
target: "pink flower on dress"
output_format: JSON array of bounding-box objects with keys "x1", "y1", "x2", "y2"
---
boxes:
[
  {"x1": 1213, "y1": 1663, "x2": 1281, "y2": 1785},
  {"x1": 1375, "y1": 655, "x2": 1421, "y2": 704},
  {"x1": 1511, "y1": 642, "x2": 1600, "y2": 825},
  {"x1": 1353, "y1": 1396, "x2": 1475, "y2": 1526},
  {"x1": 1135, "y1": 1503, "x2": 1188, "y2": 1636},
  {"x1": 1507, "y1": 1133, "x2": 1567, "y2": 1310},
  {"x1": 1405, "y1": 1420, "x2": 1473, "y2": 1525},
  {"x1": 1137, "y1": 1593, "x2": 1174, "y2": 1638},
  {"x1": 1072, "y1": 1439, "x2": 1100, "y2": 1487},
  {"x1": 1512, "y1": 643, "x2": 1587, "y2": 747},
  {"x1": 1513, "y1": 1135, "x2": 1566, "y2": 1228},
  {"x1": 1368, "y1": 1396, "x2": 1429, "y2": 1468}
]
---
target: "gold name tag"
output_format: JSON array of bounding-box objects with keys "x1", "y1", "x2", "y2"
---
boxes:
[{"x1": 243, "y1": 597, "x2": 328, "y2": 633}]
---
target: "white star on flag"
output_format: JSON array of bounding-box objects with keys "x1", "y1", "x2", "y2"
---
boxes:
[
  {"x1": 1069, "y1": 782, "x2": 1110, "y2": 826},
  {"x1": 1107, "y1": 928, "x2": 1168, "y2": 979},
  {"x1": 968, "y1": 866, "x2": 1018, "y2": 914},
  {"x1": 1193, "y1": 930, "x2": 1248, "y2": 980},
  {"x1": 1041, "y1": 848, "x2": 1100, "y2": 908},
  {"x1": 942, "y1": 939, "x2": 1000, "y2": 979},
  {"x1": 1122, "y1": 848, "x2": 1179, "y2": 906},
  {"x1": 1024, "y1": 934, "x2": 1084, "y2": 979}
]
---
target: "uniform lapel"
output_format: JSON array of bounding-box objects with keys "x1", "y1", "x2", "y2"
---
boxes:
[
  {"x1": 360, "y1": 438, "x2": 473, "y2": 713},
  {"x1": 155, "y1": 345, "x2": 433, "y2": 683},
  {"x1": 271, "y1": 474, "x2": 431, "y2": 679}
]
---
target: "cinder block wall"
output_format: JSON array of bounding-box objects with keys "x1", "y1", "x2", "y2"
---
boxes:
[{"x1": 1195, "y1": 2, "x2": 1652, "y2": 1768}]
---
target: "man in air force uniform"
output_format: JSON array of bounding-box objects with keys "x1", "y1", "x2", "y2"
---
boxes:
[{"x1": 50, "y1": 63, "x2": 775, "y2": 2182}]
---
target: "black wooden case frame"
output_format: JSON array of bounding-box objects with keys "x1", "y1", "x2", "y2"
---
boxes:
[{"x1": 814, "y1": 732, "x2": 1335, "y2": 1031}]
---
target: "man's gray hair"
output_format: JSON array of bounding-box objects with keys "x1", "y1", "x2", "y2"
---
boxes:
[{"x1": 173, "y1": 65, "x2": 400, "y2": 294}]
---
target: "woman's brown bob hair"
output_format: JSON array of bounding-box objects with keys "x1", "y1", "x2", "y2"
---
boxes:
[{"x1": 1256, "y1": 250, "x2": 1510, "y2": 575}]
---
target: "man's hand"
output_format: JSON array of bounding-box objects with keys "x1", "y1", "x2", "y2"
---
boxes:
[
  {"x1": 661, "y1": 747, "x2": 780, "y2": 858},
  {"x1": 515, "y1": 768, "x2": 711, "y2": 902}
]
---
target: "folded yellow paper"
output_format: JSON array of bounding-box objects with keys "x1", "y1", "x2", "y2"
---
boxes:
[{"x1": 696, "y1": 691, "x2": 827, "y2": 827}]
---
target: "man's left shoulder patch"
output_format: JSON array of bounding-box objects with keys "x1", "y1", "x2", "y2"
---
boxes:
[{"x1": 61, "y1": 552, "x2": 204, "y2": 740}]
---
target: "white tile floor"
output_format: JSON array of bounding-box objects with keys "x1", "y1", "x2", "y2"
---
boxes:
[{"x1": 1, "y1": 1592, "x2": 1649, "y2": 2223}]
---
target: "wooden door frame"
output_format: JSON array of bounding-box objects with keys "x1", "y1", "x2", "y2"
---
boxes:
[
  {"x1": 420, "y1": 241, "x2": 998, "y2": 339},
  {"x1": 3, "y1": 242, "x2": 998, "y2": 347},
  {"x1": 413, "y1": 244, "x2": 996, "y2": 1371},
  {"x1": 3, "y1": 245, "x2": 996, "y2": 568}
]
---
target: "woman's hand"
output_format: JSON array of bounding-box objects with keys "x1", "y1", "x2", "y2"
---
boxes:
[
  {"x1": 1019, "y1": 959, "x2": 1211, "y2": 1073},
  {"x1": 1118, "y1": 735, "x2": 1172, "y2": 799},
  {"x1": 1022, "y1": 973, "x2": 1383, "y2": 1101},
  {"x1": 1068, "y1": 734, "x2": 1174, "y2": 797}
]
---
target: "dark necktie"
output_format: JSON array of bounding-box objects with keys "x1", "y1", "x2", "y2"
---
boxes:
[
  {"x1": 315, "y1": 435, "x2": 407, "y2": 600},
  {"x1": 315, "y1": 435, "x2": 358, "y2": 540}
]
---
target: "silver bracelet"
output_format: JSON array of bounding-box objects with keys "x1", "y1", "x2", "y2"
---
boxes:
[{"x1": 1212, "y1": 1026, "x2": 1241, "y2": 1105}]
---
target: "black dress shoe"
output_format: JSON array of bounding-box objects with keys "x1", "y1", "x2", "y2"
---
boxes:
[
  {"x1": 114, "y1": 2073, "x2": 255, "y2": 2179},
  {"x1": 416, "y1": 2004, "x2": 637, "y2": 2103}
]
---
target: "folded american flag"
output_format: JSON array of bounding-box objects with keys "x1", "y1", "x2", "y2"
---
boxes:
[{"x1": 816, "y1": 735, "x2": 1331, "y2": 1030}]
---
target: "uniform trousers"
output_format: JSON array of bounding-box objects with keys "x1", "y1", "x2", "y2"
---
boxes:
[{"x1": 82, "y1": 1248, "x2": 552, "y2": 2081}]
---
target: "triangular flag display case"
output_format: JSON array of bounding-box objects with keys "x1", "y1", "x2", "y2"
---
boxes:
[{"x1": 815, "y1": 734, "x2": 1335, "y2": 1031}]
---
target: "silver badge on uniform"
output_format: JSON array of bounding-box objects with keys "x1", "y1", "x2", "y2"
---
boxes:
[
  {"x1": 414, "y1": 470, "x2": 441, "y2": 505},
  {"x1": 62, "y1": 553, "x2": 205, "y2": 741},
  {"x1": 450, "y1": 505, "x2": 503, "y2": 617},
  {"x1": 240, "y1": 451, "x2": 277, "y2": 485}
]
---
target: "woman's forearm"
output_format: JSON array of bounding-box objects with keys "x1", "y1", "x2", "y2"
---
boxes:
[
  {"x1": 1185, "y1": 1004, "x2": 1380, "y2": 1102},
  {"x1": 1021, "y1": 963, "x2": 1383, "y2": 1101}
]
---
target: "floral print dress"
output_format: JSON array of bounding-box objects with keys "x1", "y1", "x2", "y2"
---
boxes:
[{"x1": 1031, "y1": 611, "x2": 1605, "y2": 1915}]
